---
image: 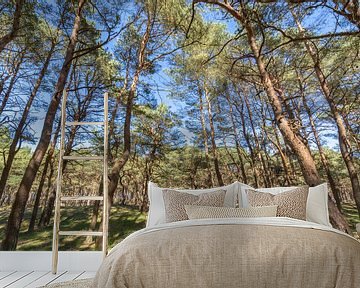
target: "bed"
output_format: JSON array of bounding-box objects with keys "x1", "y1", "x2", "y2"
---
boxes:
[{"x1": 92, "y1": 182, "x2": 360, "y2": 288}]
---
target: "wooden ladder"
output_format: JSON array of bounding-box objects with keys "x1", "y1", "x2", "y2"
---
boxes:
[{"x1": 52, "y1": 90, "x2": 109, "y2": 274}]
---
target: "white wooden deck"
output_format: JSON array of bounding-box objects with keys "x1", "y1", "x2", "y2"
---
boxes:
[
  {"x1": 0, "y1": 251, "x2": 102, "y2": 288},
  {"x1": 0, "y1": 270, "x2": 95, "y2": 287}
]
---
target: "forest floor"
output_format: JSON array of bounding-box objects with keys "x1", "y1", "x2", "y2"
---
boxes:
[
  {"x1": 342, "y1": 203, "x2": 360, "y2": 239},
  {"x1": 0, "y1": 203, "x2": 359, "y2": 250},
  {"x1": 0, "y1": 205, "x2": 146, "y2": 250}
]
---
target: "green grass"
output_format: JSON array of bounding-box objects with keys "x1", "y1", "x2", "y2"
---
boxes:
[
  {"x1": 0, "y1": 205, "x2": 147, "y2": 251},
  {"x1": 0, "y1": 203, "x2": 359, "y2": 250},
  {"x1": 342, "y1": 203, "x2": 360, "y2": 231}
]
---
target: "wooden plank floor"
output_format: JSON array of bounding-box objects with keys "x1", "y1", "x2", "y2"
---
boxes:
[{"x1": 0, "y1": 271, "x2": 95, "y2": 288}]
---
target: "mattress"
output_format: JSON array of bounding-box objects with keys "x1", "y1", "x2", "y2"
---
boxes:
[{"x1": 92, "y1": 217, "x2": 360, "y2": 288}]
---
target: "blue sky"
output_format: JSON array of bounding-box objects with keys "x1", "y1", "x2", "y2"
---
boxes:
[{"x1": 24, "y1": 2, "x2": 347, "y2": 151}]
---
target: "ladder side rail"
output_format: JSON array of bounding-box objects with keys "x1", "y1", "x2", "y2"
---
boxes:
[
  {"x1": 102, "y1": 92, "x2": 109, "y2": 259},
  {"x1": 52, "y1": 89, "x2": 69, "y2": 274}
]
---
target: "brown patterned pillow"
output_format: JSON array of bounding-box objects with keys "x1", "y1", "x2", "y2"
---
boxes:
[
  {"x1": 246, "y1": 186, "x2": 309, "y2": 220},
  {"x1": 162, "y1": 189, "x2": 226, "y2": 223}
]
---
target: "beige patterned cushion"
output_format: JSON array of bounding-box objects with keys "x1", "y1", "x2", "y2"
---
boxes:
[
  {"x1": 184, "y1": 205, "x2": 278, "y2": 219},
  {"x1": 246, "y1": 186, "x2": 309, "y2": 220},
  {"x1": 162, "y1": 189, "x2": 226, "y2": 223}
]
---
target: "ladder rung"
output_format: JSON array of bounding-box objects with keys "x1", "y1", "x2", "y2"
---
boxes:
[
  {"x1": 59, "y1": 231, "x2": 103, "y2": 237},
  {"x1": 61, "y1": 196, "x2": 103, "y2": 201},
  {"x1": 63, "y1": 156, "x2": 103, "y2": 160},
  {"x1": 66, "y1": 121, "x2": 104, "y2": 126}
]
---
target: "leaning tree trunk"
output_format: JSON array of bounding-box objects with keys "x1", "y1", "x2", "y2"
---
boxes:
[
  {"x1": 225, "y1": 90, "x2": 248, "y2": 184},
  {"x1": 38, "y1": 116, "x2": 78, "y2": 228},
  {"x1": 37, "y1": 121, "x2": 61, "y2": 228},
  {"x1": 0, "y1": 0, "x2": 25, "y2": 53},
  {"x1": 141, "y1": 146, "x2": 157, "y2": 212},
  {"x1": 235, "y1": 97, "x2": 259, "y2": 187},
  {"x1": 1, "y1": 0, "x2": 86, "y2": 250},
  {"x1": 28, "y1": 116, "x2": 61, "y2": 232},
  {"x1": 89, "y1": 88, "x2": 125, "y2": 234},
  {"x1": 203, "y1": 85, "x2": 224, "y2": 186},
  {"x1": 293, "y1": 13, "x2": 360, "y2": 217},
  {"x1": 257, "y1": 97, "x2": 280, "y2": 186},
  {"x1": 93, "y1": 15, "x2": 153, "y2": 247},
  {"x1": 190, "y1": 154, "x2": 200, "y2": 189},
  {"x1": 107, "y1": 9, "x2": 151, "y2": 203},
  {"x1": 244, "y1": 92, "x2": 270, "y2": 187},
  {"x1": 341, "y1": 111, "x2": 360, "y2": 153},
  {"x1": 37, "y1": 73, "x2": 93, "y2": 228},
  {"x1": 270, "y1": 122, "x2": 294, "y2": 186},
  {"x1": 297, "y1": 71, "x2": 342, "y2": 210},
  {"x1": 0, "y1": 65, "x2": 12, "y2": 96},
  {"x1": 194, "y1": 0, "x2": 349, "y2": 232},
  {"x1": 198, "y1": 83, "x2": 214, "y2": 187},
  {"x1": 197, "y1": 0, "x2": 320, "y2": 183},
  {"x1": 0, "y1": 50, "x2": 24, "y2": 117},
  {"x1": 0, "y1": 42, "x2": 55, "y2": 200}
]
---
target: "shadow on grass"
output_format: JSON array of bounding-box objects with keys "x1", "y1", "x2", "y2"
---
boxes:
[
  {"x1": 0, "y1": 205, "x2": 146, "y2": 251},
  {"x1": 342, "y1": 203, "x2": 360, "y2": 231}
]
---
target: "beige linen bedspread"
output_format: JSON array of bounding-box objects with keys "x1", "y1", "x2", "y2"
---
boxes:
[{"x1": 93, "y1": 220, "x2": 360, "y2": 288}]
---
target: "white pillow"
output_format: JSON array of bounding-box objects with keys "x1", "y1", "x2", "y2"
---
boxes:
[
  {"x1": 240, "y1": 183, "x2": 330, "y2": 226},
  {"x1": 146, "y1": 181, "x2": 239, "y2": 227}
]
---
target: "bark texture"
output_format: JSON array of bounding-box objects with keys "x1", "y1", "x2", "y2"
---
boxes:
[
  {"x1": 0, "y1": 42, "x2": 56, "y2": 199},
  {"x1": 293, "y1": 13, "x2": 360, "y2": 218},
  {"x1": 0, "y1": 0, "x2": 25, "y2": 53},
  {"x1": 1, "y1": 0, "x2": 86, "y2": 250},
  {"x1": 194, "y1": 0, "x2": 349, "y2": 232}
]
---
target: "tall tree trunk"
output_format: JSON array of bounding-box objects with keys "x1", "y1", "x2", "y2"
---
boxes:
[
  {"x1": 0, "y1": 50, "x2": 24, "y2": 117},
  {"x1": 199, "y1": 0, "x2": 320, "y2": 184},
  {"x1": 93, "y1": 13, "x2": 153, "y2": 243},
  {"x1": 108, "y1": 61, "x2": 130, "y2": 162},
  {"x1": 38, "y1": 70, "x2": 94, "y2": 228},
  {"x1": 204, "y1": 84, "x2": 224, "y2": 186},
  {"x1": 38, "y1": 185, "x2": 56, "y2": 227},
  {"x1": 38, "y1": 121, "x2": 61, "y2": 228},
  {"x1": 38, "y1": 115, "x2": 79, "y2": 228},
  {"x1": 141, "y1": 147, "x2": 156, "y2": 212},
  {"x1": 225, "y1": 90, "x2": 248, "y2": 183},
  {"x1": 297, "y1": 71, "x2": 342, "y2": 210},
  {"x1": 0, "y1": 0, "x2": 25, "y2": 53},
  {"x1": 1, "y1": 0, "x2": 86, "y2": 250},
  {"x1": 87, "y1": 177, "x2": 103, "y2": 244},
  {"x1": 293, "y1": 13, "x2": 360, "y2": 217},
  {"x1": 28, "y1": 117, "x2": 61, "y2": 232},
  {"x1": 195, "y1": 0, "x2": 349, "y2": 231},
  {"x1": 341, "y1": 110, "x2": 360, "y2": 152},
  {"x1": 257, "y1": 97, "x2": 279, "y2": 186},
  {"x1": 269, "y1": 122, "x2": 294, "y2": 186},
  {"x1": 243, "y1": 92, "x2": 270, "y2": 187},
  {"x1": 28, "y1": 152, "x2": 51, "y2": 233},
  {"x1": 198, "y1": 83, "x2": 214, "y2": 187},
  {"x1": 222, "y1": 137, "x2": 240, "y2": 180},
  {"x1": 234, "y1": 97, "x2": 259, "y2": 187},
  {"x1": 0, "y1": 42, "x2": 56, "y2": 199},
  {"x1": 0, "y1": 66, "x2": 12, "y2": 96},
  {"x1": 227, "y1": 87, "x2": 250, "y2": 184},
  {"x1": 106, "y1": 17, "x2": 151, "y2": 206},
  {"x1": 89, "y1": 75, "x2": 129, "y2": 234},
  {"x1": 185, "y1": 149, "x2": 200, "y2": 189}
]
